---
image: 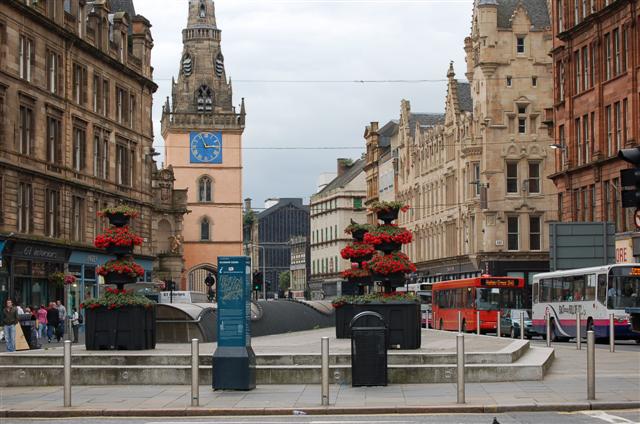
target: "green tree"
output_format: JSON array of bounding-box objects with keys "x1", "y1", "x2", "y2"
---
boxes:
[{"x1": 279, "y1": 271, "x2": 291, "y2": 291}]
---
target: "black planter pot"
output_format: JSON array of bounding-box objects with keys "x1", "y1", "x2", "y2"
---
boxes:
[
  {"x1": 341, "y1": 276, "x2": 372, "y2": 296},
  {"x1": 104, "y1": 272, "x2": 138, "y2": 286},
  {"x1": 375, "y1": 241, "x2": 402, "y2": 254},
  {"x1": 334, "y1": 301, "x2": 420, "y2": 349},
  {"x1": 105, "y1": 212, "x2": 131, "y2": 227},
  {"x1": 376, "y1": 208, "x2": 399, "y2": 224},
  {"x1": 106, "y1": 245, "x2": 134, "y2": 256},
  {"x1": 351, "y1": 229, "x2": 368, "y2": 242},
  {"x1": 85, "y1": 305, "x2": 156, "y2": 350},
  {"x1": 349, "y1": 252, "x2": 374, "y2": 263}
]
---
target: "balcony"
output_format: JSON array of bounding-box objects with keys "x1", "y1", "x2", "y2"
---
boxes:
[{"x1": 161, "y1": 111, "x2": 245, "y2": 133}]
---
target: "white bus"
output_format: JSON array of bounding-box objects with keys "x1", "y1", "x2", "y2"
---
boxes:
[
  {"x1": 532, "y1": 264, "x2": 640, "y2": 341},
  {"x1": 397, "y1": 283, "x2": 433, "y2": 328}
]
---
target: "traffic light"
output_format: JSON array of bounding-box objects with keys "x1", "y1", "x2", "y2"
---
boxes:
[
  {"x1": 619, "y1": 147, "x2": 640, "y2": 208},
  {"x1": 252, "y1": 271, "x2": 263, "y2": 291}
]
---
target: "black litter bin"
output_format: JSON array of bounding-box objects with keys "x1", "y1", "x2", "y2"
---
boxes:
[
  {"x1": 18, "y1": 314, "x2": 39, "y2": 350},
  {"x1": 350, "y1": 311, "x2": 388, "y2": 387}
]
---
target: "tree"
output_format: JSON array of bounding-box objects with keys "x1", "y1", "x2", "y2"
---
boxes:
[{"x1": 279, "y1": 271, "x2": 291, "y2": 292}]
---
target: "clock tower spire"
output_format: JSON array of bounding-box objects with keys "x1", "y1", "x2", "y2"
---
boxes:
[{"x1": 161, "y1": 0, "x2": 245, "y2": 292}]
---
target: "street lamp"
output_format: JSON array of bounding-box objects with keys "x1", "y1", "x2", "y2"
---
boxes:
[
  {"x1": 204, "y1": 273, "x2": 215, "y2": 303},
  {"x1": 550, "y1": 143, "x2": 568, "y2": 169},
  {"x1": 249, "y1": 244, "x2": 266, "y2": 300}
]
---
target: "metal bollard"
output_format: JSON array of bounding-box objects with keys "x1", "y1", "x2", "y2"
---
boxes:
[
  {"x1": 609, "y1": 314, "x2": 615, "y2": 353},
  {"x1": 496, "y1": 311, "x2": 501, "y2": 338},
  {"x1": 576, "y1": 312, "x2": 581, "y2": 350},
  {"x1": 546, "y1": 313, "x2": 551, "y2": 347},
  {"x1": 456, "y1": 333, "x2": 465, "y2": 404},
  {"x1": 587, "y1": 330, "x2": 595, "y2": 400},
  {"x1": 476, "y1": 310, "x2": 481, "y2": 335},
  {"x1": 458, "y1": 311, "x2": 462, "y2": 333},
  {"x1": 191, "y1": 338, "x2": 199, "y2": 407},
  {"x1": 321, "y1": 337, "x2": 329, "y2": 406},
  {"x1": 520, "y1": 311, "x2": 525, "y2": 340},
  {"x1": 63, "y1": 340, "x2": 71, "y2": 407}
]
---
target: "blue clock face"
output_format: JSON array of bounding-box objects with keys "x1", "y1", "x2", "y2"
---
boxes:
[{"x1": 190, "y1": 131, "x2": 222, "y2": 164}]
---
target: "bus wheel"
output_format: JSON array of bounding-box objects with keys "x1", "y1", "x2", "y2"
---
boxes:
[
  {"x1": 510, "y1": 326, "x2": 516, "y2": 339},
  {"x1": 439, "y1": 319, "x2": 444, "y2": 331}
]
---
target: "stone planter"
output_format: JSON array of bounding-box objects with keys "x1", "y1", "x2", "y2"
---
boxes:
[
  {"x1": 334, "y1": 301, "x2": 421, "y2": 349},
  {"x1": 376, "y1": 208, "x2": 399, "y2": 224},
  {"x1": 105, "y1": 212, "x2": 131, "y2": 227},
  {"x1": 105, "y1": 245, "x2": 134, "y2": 256},
  {"x1": 85, "y1": 305, "x2": 156, "y2": 350}
]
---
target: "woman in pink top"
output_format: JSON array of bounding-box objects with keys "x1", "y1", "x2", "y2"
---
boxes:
[{"x1": 36, "y1": 305, "x2": 47, "y2": 341}]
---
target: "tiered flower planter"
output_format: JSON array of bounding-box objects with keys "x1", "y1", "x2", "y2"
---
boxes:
[{"x1": 84, "y1": 207, "x2": 156, "y2": 350}]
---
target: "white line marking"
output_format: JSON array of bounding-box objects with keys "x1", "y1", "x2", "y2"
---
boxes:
[
  {"x1": 580, "y1": 411, "x2": 640, "y2": 424},
  {"x1": 145, "y1": 421, "x2": 413, "y2": 424}
]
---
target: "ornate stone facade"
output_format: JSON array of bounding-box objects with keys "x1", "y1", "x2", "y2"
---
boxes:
[
  {"x1": 161, "y1": 0, "x2": 246, "y2": 293},
  {"x1": 0, "y1": 0, "x2": 185, "y2": 309}
]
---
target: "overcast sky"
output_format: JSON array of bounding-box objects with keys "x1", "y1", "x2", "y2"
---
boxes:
[{"x1": 134, "y1": 0, "x2": 473, "y2": 208}]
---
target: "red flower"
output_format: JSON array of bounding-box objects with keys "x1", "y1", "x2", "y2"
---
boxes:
[
  {"x1": 94, "y1": 226, "x2": 144, "y2": 249},
  {"x1": 364, "y1": 225, "x2": 413, "y2": 245},
  {"x1": 368, "y1": 252, "x2": 416, "y2": 275},
  {"x1": 97, "y1": 259, "x2": 145, "y2": 277},
  {"x1": 340, "y1": 243, "x2": 375, "y2": 260}
]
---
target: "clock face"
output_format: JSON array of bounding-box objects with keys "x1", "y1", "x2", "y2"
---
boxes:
[{"x1": 190, "y1": 131, "x2": 223, "y2": 164}]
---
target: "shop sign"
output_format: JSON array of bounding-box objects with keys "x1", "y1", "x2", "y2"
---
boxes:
[
  {"x1": 615, "y1": 238, "x2": 636, "y2": 264},
  {"x1": 13, "y1": 243, "x2": 66, "y2": 262}
]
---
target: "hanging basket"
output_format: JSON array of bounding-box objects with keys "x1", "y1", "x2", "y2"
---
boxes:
[
  {"x1": 106, "y1": 245, "x2": 134, "y2": 257},
  {"x1": 376, "y1": 208, "x2": 399, "y2": 224},
  {"x1": 105, "y1": 212, "x2": 131, "y2": 227},
  {"x1": 376, "y1": 241, "x2": 402, "y2": 254},
  {"x1": 104, "y1": 272, "x2": 138, "y2": 286}
]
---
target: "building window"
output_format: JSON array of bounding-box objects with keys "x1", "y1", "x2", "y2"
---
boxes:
[
  {"x1": 530, "y1": 216, "x2": 541, "y2": 251},
  {"x1": 558, "y1": 62, "x2": 565, "y2": 101},
  {"x1": 19, "y1": 105, "x2": 33, "y2": 155},
  {"x1": 72, "y1": 126, "x2": 86, "y2": 172},
  {"x1": 604, "y1": 33, "x2": 611, "y2": 80},
  {"x1": 19, "y1": 35, "x2": 33, "y2": 82},
  {"x1": 558, "y1": 193, "x2": 564, "y2": 221},
  {"x1": 506, "y1": 76, "x2": 512, "y2": 87},
  {"x1": 506, "y1": 162, "x2": 518, "y2": 194},
  {"x1": 46, "y1": 50, "x2": 61, "y2": 95},
  {"x1": 622, "y1": 27, "x2": 628, "y2": 72},
  {"x1": 129, "y1": 94, "x2": 135, "y2": 129},
  {"x1": 614, "y1": 101, "x2": 622, "y2": 152},
  {"x1": 45, "y1": 189, "x2": 60, "y2": 237},
  {"x1": 532, "y1": 76, "x2": 537, "y2": 87},
  {"x1": 353, "y1": 198, "x2": 362, "y2": 210},
  {"x1": 116, "y1": 143, "x2": 132, "y2": 186},
  {"x1": 613, "y1": 28, "x2": 621, "y2": 76},
  {"x1": 71, "y1": 196, "x2": 85, "y2": 242},
  {"x1": 574, "y1": 50, "x2": 581, "y2": 93},
  {"x1": 575, "y1": 118, "x2": 582, "y2": 165},
  {"x1": 72, "y1": 63, "x2": 87, "y2": 105},
  {"x1": 528, "y1": 162, "x2": 540, "y2": 194},
  {"x1": 473, "y1": 162, "x2": 480, "y2": 196},
  {"x1": 116, "y1": 87, "x2": 126, "y2": 124},
  {"x1": 590, "y1": 185, "x2": 596, "y2": 221},
  {"x1": 582, "y1": 114, "x2": 590, "y2": 165},
  {"x1": 46, "y1": 116, "x2": 62, "y2": 166},
  {"x1": 507, "y1": 216, "x2": 519, "y2": 251},
  {"x1": 518, "y1": 118, "x2": 526, "y2": 134},
  {"x1": 17, "y1": 182, "x2": 32, "y2": 234},
  {"x1": 582, "y1": 46, "x2": 589, "y2": 90},
  {"x1": 93, "y1": 128, "x2": 110, "y2": 180},
  {"x1": 198, "y1": 176, "x2": 212, "y2": 202},
  {"x1": 605, "y1": 105, "x2": 612, "y2": 156},
  {"x1": 102, "y1": 80, "x2": 110, "y2": 117},
  {"x1": 196, "y1": 85, "x2": 213, "y2": 113},
  {"x1": 0, "y1": 89, "x2": 4, "y2": 146},
  {"x1": 200, "y1": 217, "x2": 210, "y2": 241},
  {"x1": 93, "y1": 74, "x2": 101, "y2": 113},
  {"x1": 623, "y1": 98, "x2": 628, "y2": 145},
  {"x1": 557, "y1": 0, "x2": 564, "y2": 32},
  {"x1": 516, "y1": 37, "x2": 525, "y2": 54},
  {"x1": 574, "y1": 0, "x2": 579, "y2": 24}
]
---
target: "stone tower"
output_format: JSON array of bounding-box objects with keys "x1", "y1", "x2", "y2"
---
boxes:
[{"x1": 161, "y1": 0, "x2": 246, "y2": 293}]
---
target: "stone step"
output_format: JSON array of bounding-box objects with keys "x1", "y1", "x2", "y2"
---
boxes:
[{"x1": 0, "y1": 345, "x2": 554, "y2": 387}]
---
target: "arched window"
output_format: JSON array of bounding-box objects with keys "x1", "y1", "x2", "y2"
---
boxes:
[
  {"x1": 199, "y1": 1, "x2": 206, "y2": 18},
  {"x1": 196, "y1": 85, "x2": 212, "y2": 113},
  {"x1": 200, "y1": 217, "x2": 210, "y2": 241},
  {"x1": 198, "y1": 176, "x2": 212, "y2": 202}
]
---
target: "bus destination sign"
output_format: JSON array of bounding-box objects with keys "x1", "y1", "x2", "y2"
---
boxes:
[{"x1": 481, "y1": 278, "x2": 517, "y2": 287}]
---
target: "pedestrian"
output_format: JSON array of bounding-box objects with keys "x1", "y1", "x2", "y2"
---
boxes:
[
  {"x1": 70, "y1": 308, "x2": 80, "y2": 343},
  {"x1": 2, "y1": 299, "x2": 18, "y2": 352},
  {"x1": 56, "y1": 300, "x2": 66, "y2": 341},
  {"x1": 46, "y1": 303, "x2": 60, "y2": 343},
  {"x1": 15, "y1": 303, "x2": 24, "y2": 315},
  {"x1": 36, "y1": 305, "x2": 47, "y2": 341}
]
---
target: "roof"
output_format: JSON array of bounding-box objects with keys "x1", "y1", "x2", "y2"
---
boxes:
[
  {"x1": 410, "y1": 113, "x2": 444, "y2": 137},
  {"x1": 315, "y1": 158, "x2": 366, "y2": 197},
  {"x1": 257, "y1": 198, "x2": 308, "y2": 220},
  {"x1": 456, "y1": 81, "x2": 473, "y2": 112},
  {"x1": 109, "y1": 0, "x2": 136, "y2": 17},
  {"x1": 378, "y1": 120, "x2": 398, "y2": 148},
  {"x1": 495, "y1": 0, "x2": 550, "y2": 30}
]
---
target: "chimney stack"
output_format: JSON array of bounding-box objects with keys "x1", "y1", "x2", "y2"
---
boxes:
[
  {"x1": 337, "y1": 158, "x2": 351, "y2": 177},
  {"x1": 244, "y1": 198, "x2": 252, "y2": 211}
]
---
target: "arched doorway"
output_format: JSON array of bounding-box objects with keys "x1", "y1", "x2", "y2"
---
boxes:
[{"x1": 188, "y1": 265, "x2": 216, "y2": 294}]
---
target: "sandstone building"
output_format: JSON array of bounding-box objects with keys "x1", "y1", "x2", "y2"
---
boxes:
[
  {"x1": 309, "y1": 158, "x2": 367, "y2": 298},
  {"x1": 161, "y1": 0, "x2": 245, "y2": 293},
  {"x1": 363, "y1": 121, "x2": 399, "y2": 224},
  {"x1": 394, "y1": 0, "x2": 556, "y2": 306},
  {"x1": 549, "y1": 0, "x2": 639, "y2": 238},
  {"x1": 0, "y1": 0, "x2": 186, "y2": 309}
]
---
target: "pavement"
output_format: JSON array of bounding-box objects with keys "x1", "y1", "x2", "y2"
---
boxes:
[{"x1": 0, "y1": 331, "x2": 638, "y2": 417}]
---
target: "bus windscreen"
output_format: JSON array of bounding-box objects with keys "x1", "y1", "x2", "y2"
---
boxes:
[
  {"x1": 476, "y1": 288, "x2": 524, "y2": 310},
  {"x1": 608, "y1": 267, "x2": 640, "y2": 309}
]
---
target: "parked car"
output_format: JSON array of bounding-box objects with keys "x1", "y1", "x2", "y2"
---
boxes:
[{"x1": 501, "y1": 309, "x2": 539, "y2": 339}]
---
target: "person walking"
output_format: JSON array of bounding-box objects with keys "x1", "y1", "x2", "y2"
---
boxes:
[
  {"x1": 70, "y1": 308, "x2": 80, "y2": 343},
  {"x1": 46, "y1": 303, "x2": 59, "y2": 343},
  {"x1": 2, "y1": 299, "x2": 18, "y2": 352},
  {"x1": 56, "y1": 301, "x2": 66, "y2": 341},
  {"x1": 36, "y1": 305, "x2": 47, "y2": 341}
]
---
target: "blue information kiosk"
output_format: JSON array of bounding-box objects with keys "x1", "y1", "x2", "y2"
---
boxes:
[{"x1": 213, "y1": 256, "x2": 256, "y2": 390}]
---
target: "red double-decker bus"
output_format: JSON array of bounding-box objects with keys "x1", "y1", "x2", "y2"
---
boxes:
[{"x1": 432, "y1": 276, "x2": 525, "y2": 333}]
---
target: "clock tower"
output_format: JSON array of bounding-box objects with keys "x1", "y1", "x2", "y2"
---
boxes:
[{"x1": 161, "y1": 0, "x2": 246, "y2": 292}]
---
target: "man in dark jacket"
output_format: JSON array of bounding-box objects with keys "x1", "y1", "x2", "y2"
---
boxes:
[
  {"x1": 46, "y1": 303, "x2": 60, "y2": 343},
  {"x1": 2, "y1": 299, "x2": 18, "y2": 352}
]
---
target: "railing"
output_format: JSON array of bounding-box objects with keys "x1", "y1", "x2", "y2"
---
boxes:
[{"x1": 161, "y1": 111, "x2": 245, "y2": 132}]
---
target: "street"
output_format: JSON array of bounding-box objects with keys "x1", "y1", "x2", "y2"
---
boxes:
[{"x1": 0, "y1": 411, "x2": 639, "y2": 424}]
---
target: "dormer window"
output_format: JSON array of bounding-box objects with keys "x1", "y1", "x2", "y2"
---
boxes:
[{"x1": 196, "y1": 85, "x2": 213, "y2": 113}]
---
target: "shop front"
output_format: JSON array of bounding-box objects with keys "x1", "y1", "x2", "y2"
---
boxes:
[
  {"x1": 7, "y1": 242, "x2": 69, "y2": 307},
  {"x1": 0, "y1": 241, "x2": 8, "y2": 308}
]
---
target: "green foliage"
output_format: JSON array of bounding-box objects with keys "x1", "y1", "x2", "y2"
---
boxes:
[
  {"x1": 279, "y1": 271, "x2": 291, "y2": 291},
  {"x1": 81, "y1": 288, "x2": 155, "y2": 310},
  {"x1": 243, "y1": 210, "x2": 255, "y2": 227},
  {"x1": 331, "y1": 292, "x2": 418, "y2": 308}
]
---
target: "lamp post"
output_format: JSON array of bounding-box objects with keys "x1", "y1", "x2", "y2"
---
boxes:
[
  {"x1": 249, "y1": 244, "x2": 266, "y2": 300},
  {"x1": 204, "y1": 273, "x2": 215, "y2": 302}
]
